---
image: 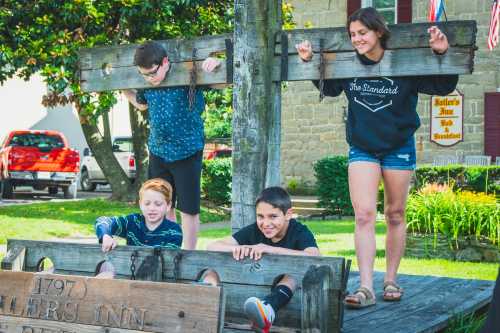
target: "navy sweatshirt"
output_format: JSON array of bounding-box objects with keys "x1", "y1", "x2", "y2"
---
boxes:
[{"x1": 314, "y1": 54, "x2": 458, "y2": 154}]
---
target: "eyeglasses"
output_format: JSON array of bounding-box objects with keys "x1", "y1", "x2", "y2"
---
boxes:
[{"x1": 138, "y1": 63, "x2": 161, "y2": 78}]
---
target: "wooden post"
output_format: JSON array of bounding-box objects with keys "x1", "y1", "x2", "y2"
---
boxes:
[
  {"x1": 1, "y1": 246, "x2": 25, "y2": 271},
  {"x1": 302, "y1": 265, "x2": 339, "y2": 333},
  {"x1": 232, "y1": 0, "x2": 282, "y2": 231}
]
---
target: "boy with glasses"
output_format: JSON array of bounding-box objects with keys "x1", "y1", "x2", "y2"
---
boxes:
[{"x1": 123, "y1": 41, "x2": 221, "y2": 250}]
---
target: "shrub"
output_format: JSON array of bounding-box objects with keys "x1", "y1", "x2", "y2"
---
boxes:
[
  {"x1": 406, "y1": 184, "x2": 499, "y2": 247},
  {"x1": 203, "y1": 88, "x2": 233, "y2": 140},
  {"x1": 286, "y1": 178, "x2": 316, "y2": 196},
  {"x1": 202, "y1": 158, "x2": 232, "y2": 205},
  {"x1": 313, "y1": 156, "x2": 354, "y2": 216},
  {"x1": 415, "y1": 165, "x2": 500, "y2": 194}
]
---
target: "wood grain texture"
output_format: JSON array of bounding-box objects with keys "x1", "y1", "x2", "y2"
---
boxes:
[
  {"x1": 1, "y1": 246, "x2": 25, "y2": 271},
  {"x1": 79, "y1": 21, "x2": 476, "y2": 92},
  {"x1": 0, "y1": 271, "x2": 222, "y2": 333},
  {"x1": 343, "y1": 272, "x2": 494, "y2": 333},
  {"x1": 3, "y1": 240, "x2": 347, "y2": 331}
]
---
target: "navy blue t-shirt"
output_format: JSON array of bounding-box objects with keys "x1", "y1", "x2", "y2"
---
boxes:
[
  {"x1": 314, "y1": 54, "x2": 458, "y2": 154},
  {"x1": 232, "y1": 219, "x2": 318, "y2": 250}
]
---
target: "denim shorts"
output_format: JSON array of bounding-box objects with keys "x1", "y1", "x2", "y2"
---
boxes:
[{"x1": 348, "y1": 137, "x2": 416, "y2": 170}]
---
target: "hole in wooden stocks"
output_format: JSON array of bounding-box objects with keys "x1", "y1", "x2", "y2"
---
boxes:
[
  {"x1": 36, "y1": 257, "x2": 55, "y2": 273},
  {"x1": 101, "y1": 63, "x2": 112, "y2": 76}
]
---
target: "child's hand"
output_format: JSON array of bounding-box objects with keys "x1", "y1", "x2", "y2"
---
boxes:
[
  {"x1": 232, "y1": 245, "x2": 250, "y2": 260},
  {"x1": 247, "y1": 244, "x2": 271, "y2": 260},
  {"x1": 101, "y1": 234, "x2": 117, "y2": 253},
  {"x1": 428, "y1": 26, "x2": 449, "y2": 55},
  {"x1": 202, "y1": 57, "x2": 221, "y2": 73},
  {"x1": 295, "y1": 40, "x2": 313, "y2": 62}
]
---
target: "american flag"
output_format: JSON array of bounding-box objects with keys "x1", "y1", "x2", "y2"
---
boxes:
[
  {"x1": 428, "y1": 0, "x2": 445, "y2": 22},
  {"x1": 488, "y1": 0, "x2": 500, "y2": 50}
]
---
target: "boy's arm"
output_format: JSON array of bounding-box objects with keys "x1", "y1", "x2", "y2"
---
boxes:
[
  {"x1": 95, "y1": 215, "x2": 131, "y2": 252},
  {"x1": 247, "y1": 244, "x2": 320, "y2": 260},
  {"x1": 247, "y1": 224, "x2": 320, "y2": 259},
  {"x1": 95, "y1": 215, "x2": 129, "y2": 239},
  {"x1": 207, "y1": 236, "x2": 257, "y2": 261},
  {"x1": 122, "y1": 90, "x2": 148, "y2": 111},
  {"x1": 263, "y1": 246, "x2": 320, "y2": 256}
]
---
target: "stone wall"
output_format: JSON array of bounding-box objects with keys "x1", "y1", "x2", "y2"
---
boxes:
[{"x1": 280, "y1": 0, "x2": 500, "y2": 188}]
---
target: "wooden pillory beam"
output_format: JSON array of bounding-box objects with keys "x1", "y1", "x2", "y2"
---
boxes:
[
  {"x1": 79, "y1": 21, "x2": 477, "y2": 92},
  {"x1": 78, "y1": 0, "x2": 476, "y2": 229},
  {"x1": 1, "y1": 239, "x2": 349, "y2": 332}
]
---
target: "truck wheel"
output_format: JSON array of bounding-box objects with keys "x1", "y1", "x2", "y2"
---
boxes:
[
  {"x1": 80, "y1": 169, "x2": 96, "y2": 191},
  {"x1": 63, "y1": 184, "x2": 76, "y2": 199},
  {"x1": 48, "y1": 186, "x2": 58, "y2": 195},
  {"x1": 1, "y1": 180, "x2": 14, "y2": 199}
]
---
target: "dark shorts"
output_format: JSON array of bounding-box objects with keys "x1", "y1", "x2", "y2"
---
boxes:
[
  {"x1": 348, "y1": 136, "x2": 416, "y2": 170},
  {"x1": 148, "y1": 151, "x2": 202, "y2": 215}
]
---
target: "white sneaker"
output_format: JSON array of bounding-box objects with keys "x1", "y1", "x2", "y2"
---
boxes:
[{"x1": 243, "y1": 297, "x2": 275, "y2": 333}]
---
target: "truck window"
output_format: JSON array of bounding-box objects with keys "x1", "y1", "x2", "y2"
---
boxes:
[
  {"x1": 113, "y1": 138, "x2": 133, "y2": 152},
  {"x1": 10, "y1": 134, "x2": 64, "y2": 150}
]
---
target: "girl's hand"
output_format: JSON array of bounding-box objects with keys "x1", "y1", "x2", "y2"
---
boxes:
[
  {"x1": 101, "y1": 234, "x2": 117, "y2": 253},
  {"x1": 295, "y1": 40, "x2": 313, "y2": 62},
  {"x1": 428, "y1": 26, "x2": 449, "y2": 55},
  {"x1": 202, "y1": 57, "x2": 221, "y2": 73}
]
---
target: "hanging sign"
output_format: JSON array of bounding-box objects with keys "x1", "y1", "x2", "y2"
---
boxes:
[{"x1": 430, "y1": 91, "x2": 464, "y2": 146}]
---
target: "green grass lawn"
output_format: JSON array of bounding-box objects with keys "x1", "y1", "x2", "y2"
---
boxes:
[
  {"x1": 0, "y1": 199, "x2": 496, "y2": 281},
  {"x1": 0, "y1": 198, "x2": 229, "y2": 245},
  {"x1": 198, "y1": 220, "x2": 499, "y2": 281}
]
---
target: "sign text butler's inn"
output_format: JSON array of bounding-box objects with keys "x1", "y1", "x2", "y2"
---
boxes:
[{"x1": 430, "y1": 91, "x2": 464, "y2": 147}]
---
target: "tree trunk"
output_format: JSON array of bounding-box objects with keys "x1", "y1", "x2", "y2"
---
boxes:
[
  {"x1": 232, "y1": 0, "x2": 282, "y2": 231},
  {"x1": 129, "y1": 103, "x2": 150, "y2": 194},
  {"x1": 76, "y1": 100, "x2": 137, "y2": 202}
]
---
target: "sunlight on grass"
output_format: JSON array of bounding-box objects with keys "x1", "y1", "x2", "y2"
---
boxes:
[
  {"x1": 0, "y1": 215, "x2": 87, "y2": 244},
  {"x1": 0, "y1": 199, "x2": 228, "y2": 243},
  {"x1": 197, "y1": 219, "x2": 499, "y2": 281},
  {"x1": 0, "y1": 199, "x2": 496, "y2": 282}
]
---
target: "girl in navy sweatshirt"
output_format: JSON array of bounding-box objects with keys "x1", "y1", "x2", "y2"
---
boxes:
[{"x1": 296, "y1": 7, "x2": 458, "y2": 308}]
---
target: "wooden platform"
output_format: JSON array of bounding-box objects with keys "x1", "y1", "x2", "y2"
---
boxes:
[{"x1": 343, "y1": 271, "x2": 494, "y2": 333}]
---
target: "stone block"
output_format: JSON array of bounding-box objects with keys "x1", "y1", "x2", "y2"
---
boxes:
[{"x1": 456, "y1": 247, "x2": 483, "y2": 262}]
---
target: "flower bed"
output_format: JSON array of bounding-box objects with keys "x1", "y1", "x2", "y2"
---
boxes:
[{"x1": 406, "y1": 184, "x2": 499, "y2": 262}]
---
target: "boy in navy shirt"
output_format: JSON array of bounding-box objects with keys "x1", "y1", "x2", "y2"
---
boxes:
[
  {"x1": 205, "y1": 187, "x2": 320, "y2": 333},
  {"x1": 95, "y1": 178, "x2": 182, "y2": 252}
]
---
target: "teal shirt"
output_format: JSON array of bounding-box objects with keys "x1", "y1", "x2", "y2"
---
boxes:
[{"x1": 136, "y1": 87, "x2": 205, "y2": 162}]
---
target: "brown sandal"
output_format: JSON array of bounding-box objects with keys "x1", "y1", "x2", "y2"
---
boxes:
[
  {"x1": 383, "y1": 281, "x2": 403, "y2": 301},
  {"x1": 344, "y1": 287, "x2": 376, "y2": 309}
]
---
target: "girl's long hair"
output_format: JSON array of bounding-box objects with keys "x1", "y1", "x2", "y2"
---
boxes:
[{"x1": 347, "y1": 7, "x2": 391, "y2": 49}]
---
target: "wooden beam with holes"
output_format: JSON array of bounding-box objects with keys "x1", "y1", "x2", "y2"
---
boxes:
[
  {"x1": 78, "y1": 20, "x2": 477, "y2": 92},
  {"x1": 0, "y1": 271, "x2": 224, "y2": 333},
  {"x1": 3, "y1": 239, "x2": 348, "y2": 333}
]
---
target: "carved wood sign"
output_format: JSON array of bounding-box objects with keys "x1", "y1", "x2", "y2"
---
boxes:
[{"x1": 0, "y1": 271, "x2": 223, "y2": 333}]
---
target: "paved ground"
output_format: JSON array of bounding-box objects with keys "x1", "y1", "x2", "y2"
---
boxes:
[{"x1": 0, "y1": 185, "x2": 111, "y2": 207}]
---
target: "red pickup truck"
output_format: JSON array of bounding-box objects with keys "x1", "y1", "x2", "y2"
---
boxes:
[{"x1": 0, "y1": 130, "x2": 80, "y2": 199}]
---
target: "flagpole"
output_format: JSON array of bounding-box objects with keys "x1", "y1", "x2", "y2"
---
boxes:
[{"x1": 442, "y1": 5, "x2": 448, "y2": 22}]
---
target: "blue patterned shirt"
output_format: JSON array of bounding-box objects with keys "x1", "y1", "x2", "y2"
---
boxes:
[
  {"x1": 136, "y1": 87, "x2": 205, "y2": 162},
  {"x1": 95, "y1": 213, "x2": 182, "y2": 249}
]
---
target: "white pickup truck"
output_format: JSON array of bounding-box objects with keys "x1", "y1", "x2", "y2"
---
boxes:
[{"x1": 79, "y1": 136, "x2": 135, "y2": 191}]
